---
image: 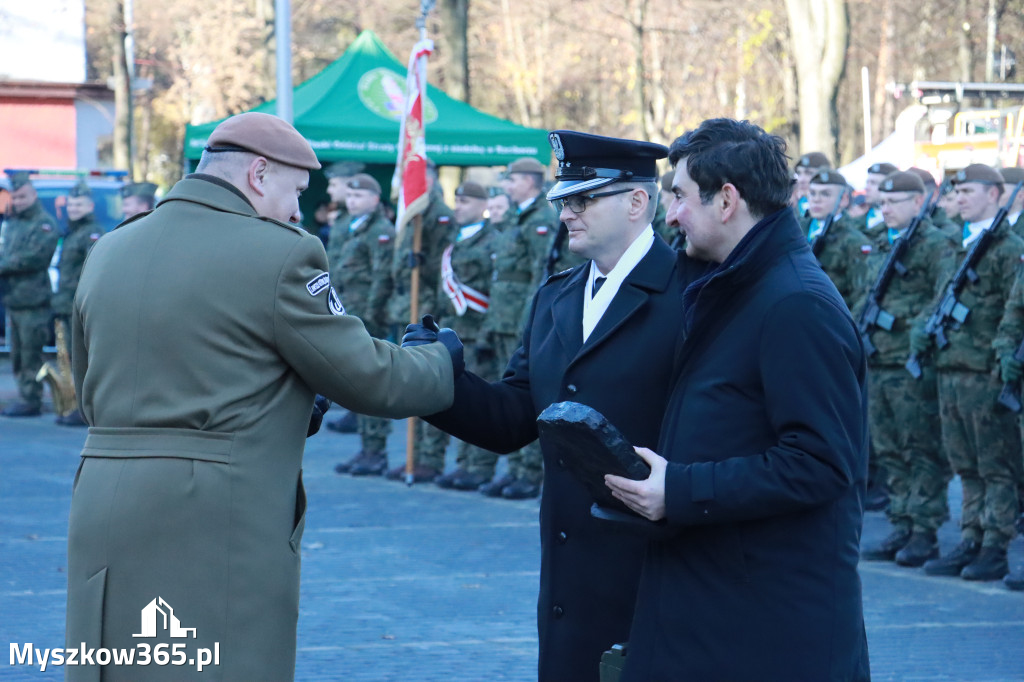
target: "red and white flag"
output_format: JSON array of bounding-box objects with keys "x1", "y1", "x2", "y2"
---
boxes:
[{"x1": 392, "y1": 38, "x2": 433, "y2": 234}]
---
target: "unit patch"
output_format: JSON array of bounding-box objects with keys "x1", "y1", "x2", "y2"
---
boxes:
[
  {"x1": 306, "y1": 272, "x2": 331, "y2": 296},
  {"x1": 328, "y1": 286, "x2": 345, "y2": 316}
]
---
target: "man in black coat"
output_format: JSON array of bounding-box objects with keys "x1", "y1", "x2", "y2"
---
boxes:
[
  {"x1": 606, "y1": 119, "x2": 871, "y2": 681},
  {"x1": 419, "y1": 130, "x2": 693, "y2": 682}
]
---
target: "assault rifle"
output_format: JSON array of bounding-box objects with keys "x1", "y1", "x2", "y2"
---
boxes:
[
  {"x1": 810, "y1": 186, "x2": 849, "y2": 258},
  {"x1": 857, "y1": 190, "x2": 935, "y2": 356},
  {"x1": 906, "y1": 181, "x2": 1024, "y2": 378},
  {"x1": 544, "y1": 222, "x2": 569, "y2": 279}
]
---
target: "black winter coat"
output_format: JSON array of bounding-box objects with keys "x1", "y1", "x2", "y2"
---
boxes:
[
  {"x1": 428, "y1": 237, "x2": 700, "y2": 682},
  {"x1": 622, "y1": 208, "x2": 871, "y2": 682}
]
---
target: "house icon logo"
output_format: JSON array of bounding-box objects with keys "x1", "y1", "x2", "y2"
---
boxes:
[{"x1": 132, "y1": 597, "x2": 197, "y2": 639}]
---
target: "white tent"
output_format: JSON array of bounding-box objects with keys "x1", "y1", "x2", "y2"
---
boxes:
[{"x1": 838, "y1": 105, "x2": 928, "y2": 189}]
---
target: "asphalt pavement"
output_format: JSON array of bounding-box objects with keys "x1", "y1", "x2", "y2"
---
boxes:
[{"x1": 1, "y1": 359, "x2": 1023, "y2": 681}]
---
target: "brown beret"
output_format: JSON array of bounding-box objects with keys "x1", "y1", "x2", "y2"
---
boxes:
[
  {"x1": 205, "y1": 112, "x2": 320, "y2": 170},
  {"x1": 507, "y1": 157, "x2": 546, "y2": 175},
  {"x1": 999, "y1": 167, "x2": 1024, "y2": 185},
  {"x1": 880, "y1": 171, "x2": 925, "y2": 194},
  {"x1": 906, "y1": 167, "x2": 938, "y2": 190},
  {"x1": 952, "y1": 163, "x2": 1003, "y2": 187},
  {"x1": 795, "y1": 152, "x2": 831, "y2": 170},
  {"x1": 347, "y1": 173, "x2": 381, "y2": 195},
  {"x1": 122, "y1": 182, "x2": 158, "y2": 200},
  {"x1": 455, "y1": 181, "x2": 488, "y2": 200},
  {"x1": 810, "y1": 170, "x2": 848, "y2": 187},
  {"x1": 867, "y1": 162, "x2": 898, "y2": 176}
]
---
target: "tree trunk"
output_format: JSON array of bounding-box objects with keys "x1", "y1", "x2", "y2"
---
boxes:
[
  {"x1": 439, "y1": 0, "x2": 469, "y2": 103},
  {"x1": 111, "y1": 0, "x2": 133, "y2": 175},
  {"x1": 784, "y1": 0, "x2": 849, "y2": 160},
  {"x1": 629, "y1": 0, "x2": 649, "y2": 141}
]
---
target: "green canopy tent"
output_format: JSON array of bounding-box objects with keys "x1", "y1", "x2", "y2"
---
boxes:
[{"x1": 183, "y1": 30, "x2": 550, "y2": 168}]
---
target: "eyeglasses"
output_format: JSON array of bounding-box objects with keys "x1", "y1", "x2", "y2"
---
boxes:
[
  {"x1": 555, "y1": 187, "x2": 639, "y2": 214},
  {"x1": 877, "y1": 195, "x2": 918, "y2": 208}
]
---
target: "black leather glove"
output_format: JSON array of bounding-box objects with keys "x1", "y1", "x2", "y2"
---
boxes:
[
  {"x1": 402, "y1": 314, "x2": 440, "y2": 346},
  {"x1": 306, "y1": 394, "x2": 332, "y2": 437},
  {"x1": 405, "y1": 250, "x2": 425, "y2": 268},
  {"x1": 401, "y1": 314, "x2": 464, "y2": 378}
]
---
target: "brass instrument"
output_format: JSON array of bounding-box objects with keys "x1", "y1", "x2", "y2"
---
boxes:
[{"x1": 36, "y1": 318, "x2": 77, "y2": 417}]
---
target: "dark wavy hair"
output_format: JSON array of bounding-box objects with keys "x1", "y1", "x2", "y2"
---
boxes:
[{"x1": 667, "y1": 118, "x2": 791, "y2": 219}]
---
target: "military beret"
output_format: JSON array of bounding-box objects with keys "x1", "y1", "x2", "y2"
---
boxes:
[
  {"x1": 507, "y1": 157, "x2": 546, "y2": 175},
  {"x1": 324, "y1": 161, "x2": 365, "y2": 179},
  {"x1": 952, "y1": 163, "x2": 1004, "y2": 187},
  {"x1": 999, "y1": 167, "x2": 1024, "y2": 185},
  {"x1": 906, "y1": 167, "x2": 938, "y2": 191},
  {"x1": 809, "y1": 170, "x2": 848, "y2": 187},
  {"x1": 546, "y1": 130, "x2": 668, "y2": 200},
  {"x1": 205, "y1": 112, "x2": 320, "y2": 170},
  {"x1": 68, "y1": 178, "x2": 92, "y2": 198},
  {"x1": 661, "y1": 170, "x2": 675, "y2": 193},
  {"x1": 455, "y1": 181, "x2": 488, "y2": 200},
  {"x1": 347, "y1": 173, "x2": 381, "y2": 195},
  {"x1": 7, "y1": 171, "x2": 31, "y2": 191},
  {"x1": 487, "y1": 185, "x2": 505, "y2": 198},
  {"x1": 867, "y1": 162, "x2": 898, "y2": 176},
  {"x1": 794, "y1": 152, "x2": 831, "y2": 170},
  {"x1": 122, "y1": 182, "x2": 158, "y2": 200},
  {"x1": 880, "y1": 171, "x2": 925, "y2": 194}
]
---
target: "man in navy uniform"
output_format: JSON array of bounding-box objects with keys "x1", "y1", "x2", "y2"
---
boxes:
[{"x1": 417, "y1": 130, "x2": 694, "y2": 682}]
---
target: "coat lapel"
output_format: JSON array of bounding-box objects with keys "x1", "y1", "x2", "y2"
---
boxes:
[
  {"x1": 573, "y1": 239, "x2": 678, "y2": 364},
  {"x1": 550, "y1": 266, "x2": 588, "y2": 355}
]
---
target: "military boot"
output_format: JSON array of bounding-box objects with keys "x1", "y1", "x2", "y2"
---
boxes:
[
  {"x1": 894, "y1": 531, "x2": 939, "y2": 567},
  {"x1": 479, "y1": 474, "x2": 515, "y2": 498},
  {"x1": 502, "y1": 478, "x2": 541, "y2": 500},
  {"x1": 349, "y1": 451, "x2": 388, "y2": 476},
  {"x1": 861, "y1": 528, "x2": 911, "y2": 561},
  {"x1": 923, "y1": 539, "x2": 981, "y2": 576},
  {"x1": 1004, "y1": 567, "x2": 1024, "y2": 591},
  {"x1": 334, "y1": 450, "x2": 368, "y2": 474},
  {"x1": 960, "y1": 547, "x2": 1009, "y2": 581}
]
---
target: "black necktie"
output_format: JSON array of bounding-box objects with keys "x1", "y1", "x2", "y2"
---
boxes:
[{"x1": 592, "y1": 276, "x2": 606, "y2": 297}]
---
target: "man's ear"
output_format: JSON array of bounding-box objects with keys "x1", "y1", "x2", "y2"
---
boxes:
[
  {"x1": 719, "y1": 183, "x2": 741, "y2": 222},
  {"x1": 247, "y1": 157, "x2": 271, "y2": 197}
]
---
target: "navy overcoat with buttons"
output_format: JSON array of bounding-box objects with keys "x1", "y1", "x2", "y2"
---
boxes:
[
  {"x1": 621, "y1": 208, "x2": 871, "y2": 682},
  {"x1": 427, "y1": 236, "x2": 700, "y2": 682}
]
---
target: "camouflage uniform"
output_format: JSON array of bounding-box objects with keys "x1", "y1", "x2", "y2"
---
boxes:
[
  {"x1": 479, "y1": 194, "x2": 554, "y2": 485},
  {"x1": 324, "y1": 206, "x2": 351, "y2": 271},
  {"x1": 0, "y1": 198, "x2": 59, "y2": 410},
  {"x1": 439, "y1": 219, "x2": 503, "y2": 477},
  {"x1": 370, "y1": 192, "x2": 456, "y2": 471},
  {"x1": 932, "y1": 217, "x2": 1024, "y2": 550},
  {"x1": 929, "y1": 206, "x2": 960, "y2": 242},
  {"x1": 52, "y1": 213, "x2": 103, "y2": 317},
  {"x1": 801, "y1": 213, "x2": 873, "y2": 311},
  {"x1": 853, "y1": 221, "x2": 955, "y2": 535},
  {"x1": 332, "y1": 205, "x2": 396, "y2": 453}
]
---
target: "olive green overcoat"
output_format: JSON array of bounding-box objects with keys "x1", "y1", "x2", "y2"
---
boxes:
[{"x1": 65, "y1": 175, "x2": 453, "y2": 681}]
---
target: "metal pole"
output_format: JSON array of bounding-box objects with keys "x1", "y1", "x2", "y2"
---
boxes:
[
  {"x1": 275, "y1": 0, "x2": 293, "y2": 122},
  {"x1": 861, "y1": 66, "x2": 872, "y2": 156}
]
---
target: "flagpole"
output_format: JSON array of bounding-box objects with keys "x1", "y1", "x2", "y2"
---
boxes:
[{"x1": 404, "y1": 1, "x2": 435, "y2": 486}]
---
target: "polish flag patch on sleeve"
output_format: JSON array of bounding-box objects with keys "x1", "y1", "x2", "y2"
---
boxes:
[
  {"x1": 860, "y1": 244, "x2": 873, "y2": 254},
  {"x1": 537, "y1": 225, "x2": 549, "y2": 235}
]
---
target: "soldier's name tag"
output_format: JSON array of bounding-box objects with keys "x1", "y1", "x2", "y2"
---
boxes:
[
  {"x1": 306, "y1": 272, "x2": 330, "y2": 296},
  {"x1": 328, "y1": 287, "x2": 345, "y2": 316}
]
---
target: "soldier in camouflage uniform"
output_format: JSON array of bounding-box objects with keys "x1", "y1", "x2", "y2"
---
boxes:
[
  {"x1": 324, "y1": 174, "x2": 398, "y2": 476},
  {"x1": 906, "y1": 167, "x2": 959, "y2": 241},
  {"x1": 790, "y1": 151, "x2": 831, "y2": 218},
  {"x1": 322, "y1": 161, "x2": 364, "y2": 434},
  {"x1": 913, "y1": 164, "x2": 1024, "y2": 581},
  {"x1": 370, "y1": 161, "x2": 456, "y2": 482},
  {"x1": 477, "y1": 158, "x2": 555, "y2": 499},
  {"x1": 434, "y1": 182, "x2": 504, "y2": 490},
  {"x1": 120, "y1": 182, "x2": 158, "y2": 220},
  {"x1": 861, "y1": 162, "x2": 899, "y2": 236},
  {"x1": 999, "y1": 167, "x2": 1024, "y2": 236},
  {"x1": 0, "y1": 172, "x2": 59, "y2": 417},
  {"x1": 855, "y1": 172, "x2": 955, "y2": 567},
  {"x1": 800, "y1": 170, "x2": 872, "y2": 311},
  {"x1": 486, "y1": 186, "x2": 512, "y2": 232},
  {"x1": 52, "y1": 179, "x2": 104, "y2": 426}
]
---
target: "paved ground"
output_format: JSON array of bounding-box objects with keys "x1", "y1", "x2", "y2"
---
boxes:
[{"x1": 1, "y1": 358, "x2": 1023, "y2": 681}]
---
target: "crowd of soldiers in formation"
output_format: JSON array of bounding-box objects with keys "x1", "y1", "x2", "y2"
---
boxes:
[{"x1": 4, "y1": 151, "x2": 1024, "y2": 588}]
